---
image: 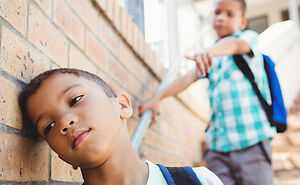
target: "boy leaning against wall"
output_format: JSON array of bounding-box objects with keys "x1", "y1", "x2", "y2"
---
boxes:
[
  {"x1": 139, "y1": 0, "x2": 275, "y2": 184},
  {"x1": 18, "y1": 68, "x2": 223, "y2": 185}
]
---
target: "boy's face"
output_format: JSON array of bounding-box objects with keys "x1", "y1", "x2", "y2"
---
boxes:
[
  {"x1": 26, "y1": 74, "x2": 132, "y2": 169},
  {"x1": 212, "y1": 0, "x2": 247, "y2": 38}
]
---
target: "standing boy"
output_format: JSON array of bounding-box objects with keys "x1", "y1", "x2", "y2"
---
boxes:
[{"x1": 139, "y1": 0, "x2": 275, "y2": 184}]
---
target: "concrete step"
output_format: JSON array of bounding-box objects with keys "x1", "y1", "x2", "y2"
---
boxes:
[{"x1": 275, "y1": 179, "x2": 300, "y2": 185}]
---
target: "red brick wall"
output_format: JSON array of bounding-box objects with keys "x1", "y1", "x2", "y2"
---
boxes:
[{"x1": 0, "y1": 0, "x2": 207, "y2": 184}]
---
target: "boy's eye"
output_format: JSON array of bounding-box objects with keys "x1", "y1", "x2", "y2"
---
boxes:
[
  {"x1": 227, "y1": 12, "x2": 233, "y2": 17},
  {"x1": 44, "y1": 122, "x2": 55, "y2": 135},
  {"x1": 69, "y1": 95, "x2": 84, "y2": 107}
]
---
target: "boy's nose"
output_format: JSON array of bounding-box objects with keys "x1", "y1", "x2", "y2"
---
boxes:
[
  {"x1": 60, "y1": 115, "x2": 78, "y2": 135},
  {"x1": 216, "y1": 13, "x2": 225, "y2": 21}
]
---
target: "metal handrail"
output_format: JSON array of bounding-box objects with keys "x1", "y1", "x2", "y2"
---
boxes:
[{"x1": 131, "y1": 33, "x2": 205, "y2": 152}]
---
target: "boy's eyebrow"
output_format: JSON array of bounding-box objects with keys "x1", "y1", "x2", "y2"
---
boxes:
[
  {"x1": 60, "y1": 84, "x2": 82, "y2": 99},
  {"x1": 35, "y1": 112, "x2": 47, "y2": 128},
  {"x1": 35, "y1": 84, "x2": 82, "y2": 128}
]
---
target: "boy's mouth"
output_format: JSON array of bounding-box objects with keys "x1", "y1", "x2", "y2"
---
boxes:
[
  {"x1": 71, "y1": 128, "x2": 91, "y2": 149},
  {"x1": 215, "y1": 24, "x2": 225, "y2": 31}
]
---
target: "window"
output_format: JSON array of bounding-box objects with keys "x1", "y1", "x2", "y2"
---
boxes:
[{"x1": 281, "y1": 7, "x2": 300, "y2": 21}]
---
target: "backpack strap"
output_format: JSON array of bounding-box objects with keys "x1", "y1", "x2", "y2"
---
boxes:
[
  {"x1": 232, "y1": 55, "x2": 273, "y2": 121},
  {"x1": 157, "y1": 164, "x2": 202, "y2": 185}
]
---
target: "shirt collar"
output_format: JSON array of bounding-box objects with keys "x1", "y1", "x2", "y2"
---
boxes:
[
  {"x1": 145, "y1": 161, "x2": 168, "y2": 185},
  {"x1": 231, "y1": 30, "x2": 243, "y2": 37}
]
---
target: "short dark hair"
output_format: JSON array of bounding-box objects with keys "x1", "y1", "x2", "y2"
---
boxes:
[
  {"x1": 234, "y1": 0, "x2": 246, "y2": 16},
  {"x1": 19, "y1": 68, "x2": 117, "y2": 134}
]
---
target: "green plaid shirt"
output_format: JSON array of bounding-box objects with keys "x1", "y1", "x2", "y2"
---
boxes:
[{"x1": 205, "y1": 30, "x2": 276, "y2": 152}]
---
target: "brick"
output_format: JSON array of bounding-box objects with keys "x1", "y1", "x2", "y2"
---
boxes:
[
  {"x1": 118, "y1": 42, "x2": 151, "y2": 85},
  {"x1": 143, "y1": 52, "x2": 165, "y2": 83},
  {"x1": 144, "y1": 43, "x2": 150, "y2": 63},
  {"x1": 272, "y1": 134, "x2": 290, "y2": 152},
  {"x1": 94, "y1": 0, "x2": 107, "y2": 12},
  {"x1": 86, "y1": 31, "x2": 109, "y2": 72},
  {"x1": 0, "y1": 132, "x2": 49, "y2": 181},
  {"x1": 290, "y1": 154, "x2": 300, "y2": 169},
  {"x1": 273, "y1": 153, "x2": 295, "y2": 171},
  {"x1": 97, "y1": 16, "x2": 119, "y2": 57},
  {"x1": 66, "y1": 0, "x2": 98, "y2": 34},
  {"x1": 132, "y1": 23, "x2": 140, "y2": 56},
  {"x1": 113, "y1": 1, "x2": 121, "y2": 32},
  {"x1": 287, "y1": 132, "x2": 300, "y2": 146},
  {"x1": 141, "y1": 88, "x2": 153, "y2": 101},
  {"x1": 126, "y1": 73, "x2": 144, "y2": 98},
  {"x1": 178, "y1": 89, "x2": 210, "y2": 122},
  {"x1": 0, "y1": 26, "x2": 51, "y2": 82},
  {"x1": 138, "y1": 32, "x2": 146, "y2": 59},
  {"x1": 126, "y1": 17, "x2": 134, "y2": 47},
  {"x1": 0, "y1": 78, "x2": 22, "y2": 130},
  {"x1": 147, "y1": 47, "x2": 157, "y2": 70},
  {"x1": 120, "y1": 7, "x2": 128, "y2": 40},
  {"x1": 53, "y1": 0, "x2": 85, "y2": 49},
  {"x1": 28, "y1": 5, "x2": 68, "y2": 67},
  {"x1": 143, "y1": 128, "x2": 199, "y2": 161},
  {"x1": 287, "y1": 115, "x2": 300, "y2": 131},
  {"x1": 153, "y1": 55, "x2": 165, "y2": 77},
  {"x1": 141, "y1": 145, "x2": 192, "y2": 167},
  {"x1": 109, "y1": 55, "x2": 128, "y2": 85},
  {"x1": 51, "y1": 150, "x2": 83, "y2": 182},
  {"x1": 144, "y1": 43, "x2": 152, "y2": 68},
  {"x1": 151, "y1": 118, "x2": 200, "y2": 151},
  {"x1": 118, "y1": 41, "x2": 135, "y2": 68},
  {"x1": 105, "y1": 0, "x2": 114, "y2": 21},
  {"x1": 33, "y1": 0, "x2": 52, "y2": 17},
  {"x1": 147, "y1": 74, "x2": 160, "y2": 92},
  {"x1": 68, "y1": 45, "x2": 97, "y2": 74},
  {"x1": 0, "y1": 0, "x2": 27, "y2": 35}
]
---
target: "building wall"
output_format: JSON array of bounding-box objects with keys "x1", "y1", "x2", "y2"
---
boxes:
[
  {"x1": 273, "y1": 94, "x2": 300, "y2": 183},
  {"x1": 0, "y1": 0, "x2": 207, "y2": 184},
  {"x1": 246, "y1": 0, "x2": 300, "y2": 25}
]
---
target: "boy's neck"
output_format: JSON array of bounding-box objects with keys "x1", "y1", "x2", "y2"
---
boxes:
[
  {"x1": 218, "y1": 29, "x2": 242, "y2": 39},
  {"x1": 81, "y1": 127, "x2": 149, "y2": 185}
]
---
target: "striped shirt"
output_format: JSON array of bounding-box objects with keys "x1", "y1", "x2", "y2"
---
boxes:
[{"x1": 205, "y1": 30, "x2": 276, "y2": 152}]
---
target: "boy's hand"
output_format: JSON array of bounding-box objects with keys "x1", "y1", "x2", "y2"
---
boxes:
[
  {"x1": 186, "y1": 51, "x2": 213, "y2": 77},
  {"x1": 139, "y1": 96, "x2": 160, "y2": 121}
]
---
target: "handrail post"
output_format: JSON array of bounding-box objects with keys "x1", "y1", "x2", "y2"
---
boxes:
[{"x1": 131, "y1": 32, "x2": 205, "y2": 152}]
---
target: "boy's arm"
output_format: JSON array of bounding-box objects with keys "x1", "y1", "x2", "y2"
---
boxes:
[
  {"x1": 187, "y1": 37, "x2": 251, "y2": 77},
  {"x1": 139, "y1": 68, "x2": 198, "y2": 121},
  {"x1": 210, "y1": 36, "x2": 251, "y2": 57}
]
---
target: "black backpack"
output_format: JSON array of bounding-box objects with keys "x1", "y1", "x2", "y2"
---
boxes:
[
  {"x1": 82, "y1": 164, "x2": 203, "y2": 185},
  {"x1": 157, "y1": 164, "x2": 203, "y2": 185}
]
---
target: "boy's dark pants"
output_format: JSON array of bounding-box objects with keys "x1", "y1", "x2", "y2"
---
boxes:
[{"x1": 205, "y1": 139, "x2": 273, "y2": 185}]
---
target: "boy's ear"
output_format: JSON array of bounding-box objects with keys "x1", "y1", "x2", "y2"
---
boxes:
[
  {"x1": 240, "y1": 17, "x2": 248, "y2": 30},
  {"x1": 59, "y1": 155, "x2": 79, "y2": 170},
  {"x1": 117, "y1": 93, "x2": 133, "y2": 120}
]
